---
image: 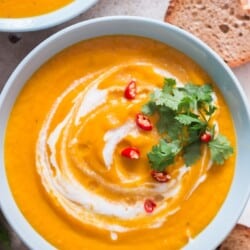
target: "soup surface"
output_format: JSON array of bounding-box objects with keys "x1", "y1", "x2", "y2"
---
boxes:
[
  {"x1": 5, "y1": 36, "x2": 236, "y2": 250},
  {"x1": 0, "y1": 0, "x2": 73, "y2": 18}
]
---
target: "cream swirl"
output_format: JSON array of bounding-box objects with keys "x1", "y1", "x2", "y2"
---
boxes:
[{"x1": 36, "y1": 62, "x2": 211, "y2": 235}]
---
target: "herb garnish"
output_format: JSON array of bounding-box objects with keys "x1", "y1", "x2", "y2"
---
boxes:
[
  {"x1": 0, "y1": 222, "x2": 11, "y2": 250},
  {"x1": 142, "y1": 78, "x2": 233, "y2": 171}
]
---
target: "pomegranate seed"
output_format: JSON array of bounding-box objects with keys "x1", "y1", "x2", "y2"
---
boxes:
[
  {"x1": 200, "y1": 132, "x2": 212, "y2": 143},
  {"x1": 121, "y1": 147, "x2": 140, "y2": 159},
  {"x1": 151, "y1": 170, "x2": 171, "y2": 183},
  {"x1": 144, "y1": 199, "x2": 156, "y2": 213},
  {"x1": 124, "y1": 80, "x2": 136, "y2": 100},
  {"x1": 135, "y1": 113, "x2": 153, "y2": 131}
]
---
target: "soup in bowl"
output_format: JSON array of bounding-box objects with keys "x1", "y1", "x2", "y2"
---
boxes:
[
  {"x1": 1, "y1": 17, "x2": 250, "y2": 250},
  {"x1": 0, "y1": 0, "x2": 98, "y2": 32}
]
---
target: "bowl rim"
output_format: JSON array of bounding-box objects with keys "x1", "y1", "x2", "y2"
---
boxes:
[
  {"x1": 0, "y1": 0, "x2": 98, "y2": 32},
  {"x1": 1, "y1": 16, "x2": 250, "y2": 250}
]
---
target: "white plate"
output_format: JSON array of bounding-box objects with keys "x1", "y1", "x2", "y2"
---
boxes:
[{"x1": 0, "y1": 0, "x2": 98, "y2": 32}]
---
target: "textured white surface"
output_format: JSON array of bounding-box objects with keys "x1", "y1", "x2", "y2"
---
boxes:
[{"x1": 0, "y1": 0, "x2": 249, "y2": 248}]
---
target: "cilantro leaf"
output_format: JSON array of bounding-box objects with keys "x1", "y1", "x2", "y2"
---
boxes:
[
  {"x1": 183, "y1": 141, "x2": 201, "y2": 166},
  {"x1": 0, "y1": 223, "x2": 11, "y2": 250},
  {"x1": 151, "y1": 88, "x2": 184, "y2": 111},
  {"x1": 209, "y1": 134, "x2": 234, "y2": 164},
  {"x1": 184, "y1": 83, "x2": 213, "y2": 104},
  {"x1": 182, "y1": 84, "x2": 214, "y2": 116},
  {"x1": 197, "y1": 84, "x2": 213, "y2": 103},
  {"x1": 187, "y1": 125, "x2": 203, "y2": 144},
  {"x1": 178, "y1": 96, "x2": 196, "y2": 113},
  {"x1": 142, "y1": 78, "x2": 234, "y2": 170},
  {"x1": 147, "y1": 139, "x2": 181, "y2": 171},
  {"x1": 142, "y1": 101, "x2": 156, "y2": 115},
  {"x1": 156, "y1": 109, "x2": 183, "y2": 140},
  {"x1": 205, "y1": 104, "x2": 217, "y2": 116},
  {"x1": 154, "y1": 92, "x2": 180, "y2": 111},
  {"x1": 150, "y1": 89, "x2": 162, "y2": 102},
  {"x1": 175, "y1": 114, "x2": 203, "y2": 125},
  {"x1": 163, "y1": 78, "x2": 176, "y2": 93}
]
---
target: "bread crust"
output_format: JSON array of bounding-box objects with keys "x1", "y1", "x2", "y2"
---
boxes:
[
  {"x1": 165, "y1": 0, "x2": 179, "y2": 21},
  {"x1": 219, "y1": 224, "x2": 250, "y2": 250},
  {"x1": 164, "y1": 0, "x2": 250, "y2": 67}
]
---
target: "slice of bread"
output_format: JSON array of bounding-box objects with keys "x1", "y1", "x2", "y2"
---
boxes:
[
  {"x1": 240, "y1": 0, "x2": 250, "y2": 11},
  {"x1": 219, "y1": 224, "x2": 250, "y2": 250},
  {"x1": 165, "y1": 0, "x2": 250, "y2": 67}
]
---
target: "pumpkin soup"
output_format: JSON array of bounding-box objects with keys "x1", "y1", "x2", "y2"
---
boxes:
[
  {"x1": 0, "y1": 0, "x2": 73, "y2": 18},
  {"x1": 5, "y1": 36, "x2": 236, "y2": 250}
]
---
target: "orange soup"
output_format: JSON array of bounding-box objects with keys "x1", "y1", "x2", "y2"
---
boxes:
[
  {"x1": 0, "y1": 0, "x2": 73, "y2": 18},
  {"x1": 5, "y1": 36, "x2": 236, "y2": 250}
]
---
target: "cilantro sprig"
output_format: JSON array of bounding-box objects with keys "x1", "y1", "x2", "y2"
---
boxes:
[
  {"x1": 143, "y1": 78, "x2": 234, "y2": 170},
  {"x1": 0, "y1": 222, "x2": 11, "y2": 250}
]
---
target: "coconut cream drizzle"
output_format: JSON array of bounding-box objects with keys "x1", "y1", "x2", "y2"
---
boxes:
[
  {"x1": 36, "y1": 62, "x2": 215, "y2": 234},
  {"x1": 103, "y1": 120, "x2": 138, "y2": 170}
]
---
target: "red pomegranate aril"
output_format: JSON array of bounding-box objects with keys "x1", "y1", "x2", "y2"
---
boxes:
[
  {"x1": 144, "y1": 199, "x2": 156, "y2": 213},
  {"x1": 124, "y1": 80, "x2": 137, "y2": 100},
  {"x1": 200, "y1": 132, "x2": 212, "y2": 143},
  {"x1": 121, "y1": 147, "x2": 140, "y2": 159},
  {"x1": 136, "y1": 113, "x2": 153, "y2": 131},
  {"x1": 151, "y1": 170, "x2": 171, "y2": 183}
]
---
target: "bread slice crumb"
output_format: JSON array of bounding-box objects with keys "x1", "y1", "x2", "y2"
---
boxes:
[
  {"x1": 165, "y1": 0, "x2": 250, "y2": 67},
  {"x1": 241, "y1": 0, "x2": 250, "y2": 11}
]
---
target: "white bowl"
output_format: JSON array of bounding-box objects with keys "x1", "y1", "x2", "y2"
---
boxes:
[
  {"x1": 1, "y1": 16, "x2": 250, "y2": 250},
  {"x1": 0, "y1": 0, "x2": 98, "y2": 32}
]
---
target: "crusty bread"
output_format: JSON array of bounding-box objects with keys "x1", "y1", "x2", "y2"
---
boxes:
[
  {"x1": 165, "y1": 0, "x2": 250, "y2": 67},
  {"x1": 240, "y1": 0, "x2": 250, "y2": 11},
  {"x1": 218, "y1": 224, "x2": 250, "y2": 250}
]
